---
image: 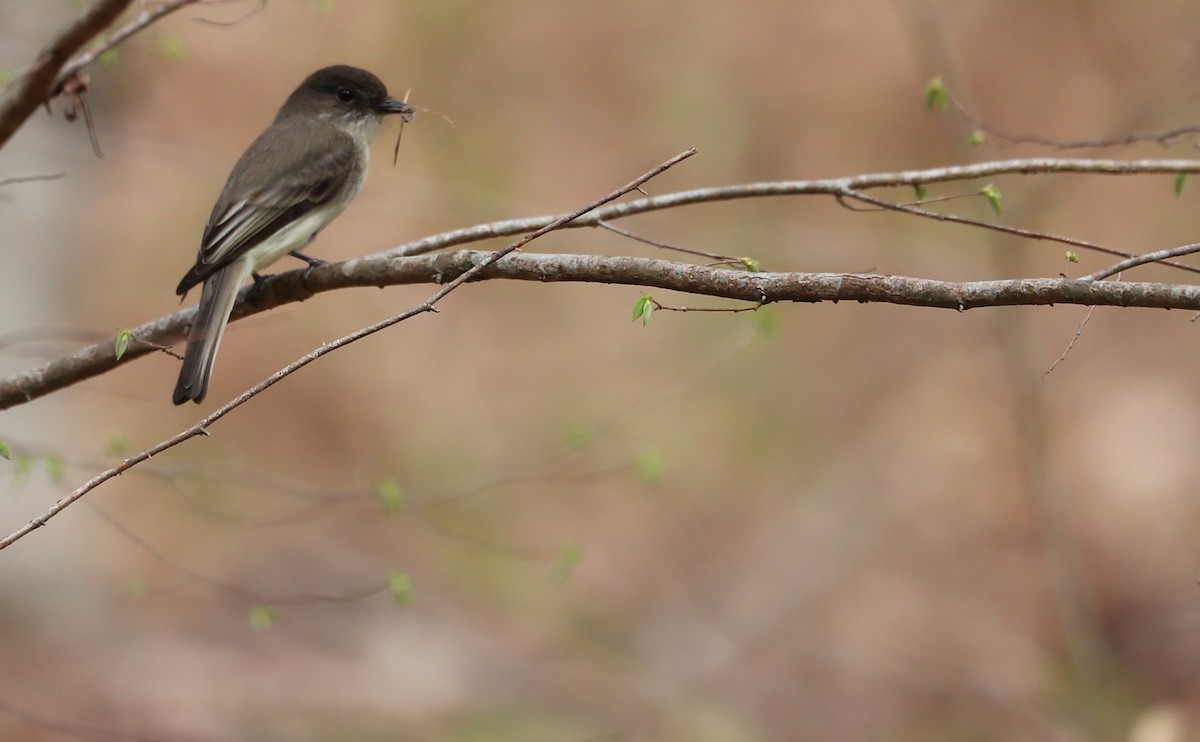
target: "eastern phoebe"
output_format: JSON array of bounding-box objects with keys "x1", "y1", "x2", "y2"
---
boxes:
[{"x1": 172, "y1": 65, "x2": 414, "y2": 405}]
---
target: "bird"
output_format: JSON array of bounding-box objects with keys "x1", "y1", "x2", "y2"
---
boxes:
[{"x1": 172, "y1": 65, "x2": 414, "y2": 405}]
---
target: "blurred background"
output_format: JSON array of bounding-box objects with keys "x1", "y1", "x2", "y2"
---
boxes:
[{"x1": 4, "y1": 1, "x2": 1200, "y2": 740}]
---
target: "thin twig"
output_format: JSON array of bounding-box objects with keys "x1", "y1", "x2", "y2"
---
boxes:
[
  {"x1": 0, "y1": 173, "x2": 67, "y2": 188},
  {"x1": 839, "y1": 187, "x2": 1200, "y2": 275},
  {"x1": 949, "y1": 92, "x2": 1200, "y2": 150},
  {"x1": 87, "y1": 503, "x2": 389, "y2": 604},
  {"x1": 1082, "y1": 242, "x2": 1200, "y2": 281},
  {"x1": 651, "y1": 300, "x2": 761, "y2": 314},
  {"x1": 0, "y1": 696, "x2": 170, "y2": 742},
  {"x1": 0, "y1": 148, "x2": 697, "y2": 552},
  {"x1": 1043, "y1": 306, "x2": 1096, "y2": 377},
  {"x1": 597, "y1": 220, "x2": 745, "y2": 265},
  {"x1": 190, "y1": 0, "x2": 267, "y2": 27}
]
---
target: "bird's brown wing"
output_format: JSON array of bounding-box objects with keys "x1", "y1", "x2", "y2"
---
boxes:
[{"x1": 175, "y1": 126, "x2": 359, "y2": 297}]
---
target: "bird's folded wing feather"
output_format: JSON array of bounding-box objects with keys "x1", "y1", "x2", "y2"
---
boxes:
[{"x1": 175, "y1": 128, "x2": 358, "y2": 295}]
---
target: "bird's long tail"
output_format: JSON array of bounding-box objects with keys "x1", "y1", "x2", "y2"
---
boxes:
[{"x1": 172, "y1": 257, "x2": 253, "y2": 405}]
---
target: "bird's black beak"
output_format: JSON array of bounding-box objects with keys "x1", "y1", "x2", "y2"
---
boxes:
[{"x1": 376, "y1": 97, "x2": 415, "y2": 122}]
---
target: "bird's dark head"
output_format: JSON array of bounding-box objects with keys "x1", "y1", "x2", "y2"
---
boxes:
[{"x1": 279, "y1": 65, "x2": 414, "y2": 127}]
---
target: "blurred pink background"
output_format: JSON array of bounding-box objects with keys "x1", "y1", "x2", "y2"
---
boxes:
[{"x1": 4, "y1": 1, "x2": 1200, "y2": 740}]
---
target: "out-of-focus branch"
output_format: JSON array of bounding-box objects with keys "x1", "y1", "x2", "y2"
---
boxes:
[
  {"x1": 1, "y1": 0, "x2": 245, "y2": 151},
  {"x1": 0, "y1": 0, "x2": 134, "y2": 149},
  {"x1": 946, "y1": 89, "x2": 1200, "y2": 150},
  {"x1": 55, "y1": 0, "x2": 214, "y2": 86},
  {"x1": 3, "y1": 250, "x2": 1199, "y2": 411}
]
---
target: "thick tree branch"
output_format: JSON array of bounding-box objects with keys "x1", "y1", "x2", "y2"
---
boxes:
[
  {"x1": 0, "y1": 0, "x2": 134, "y2": 150},
  {"x1": 2, "y1": 250, "x2": 1197, "y2": 411}
]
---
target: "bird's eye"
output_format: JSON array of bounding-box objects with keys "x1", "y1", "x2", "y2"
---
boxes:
[{"x1": 335, "y1": 87, "x2": 355, "y2": 103}]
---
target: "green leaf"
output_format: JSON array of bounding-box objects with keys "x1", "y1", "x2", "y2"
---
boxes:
[
  {"x1": 1065, "y1": 251, "x2": 1079, "y2": 264},
  {"x1": 553, "y1": 542, "x2": 584, "y2": 583},
  {"x1": 43, "y1": 453, "x2": 65, "y2": 484},
  {"x1": 311, "y1": 0, "x2": 335, "y2": 17},
  {"x1": 755, "y1": 307, "x2": 781, "y2": 339},
  {"x1": 106, "y1": 432, "x2": 130, "y2": 457},
  {"x1": 981, "y1": 183, "x2": 1002, "y2": 215},
  {"x1": 632, "y1": 293, "x2": 654, "y2": 327},
  {"x1": 377, "y1": 477, "x2": 404, "y2": 515},
  {"x1": 924, "y1": 75, "x2": 949, "y2": 112},
  {"x1": 635, "y1": 449, "x2": 664, "y2": 486},
  {"x1": 563, "y1": 422, "x2": 594, "y2": 450},
  {"x1": 97, "y1": 49, "x2": 119, "y2": 68},
  {"x1": 913, "y1": 184, "x2": 928, "y2": 202},
  {"x1": 1175, "y1": 173, "x2": 1188, "y2": 197},
  {"x1": 124, "y1": 577, "x2": 148, "y2": 598},
  {"x1": 740, "y1": 257, "x2": 760, "y2": 272},
  {"x1": 114, "y1": 328, "x2": 132, "y2": 360},
  {"x1": 0, "y1": 439, "x2": 9, "y2": 461},
  {"x1": 0, "y1": 67, "x2": 13, "y2": 86},
  {"x1": 249, "y1": 604, "x2": 275, "y2": 632},
  {"x1": 967, "y1": 129, "x2": 985, "y2": 146},
  {"x1": 387, "y1": 571, "x2": 413, "y2": 606},
  {"x1": 13, "y1": 455, "x2": 33, "y2": 483},
  {"x1": 158, "y1": 32, "x2": 187, "y2": 61}
]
